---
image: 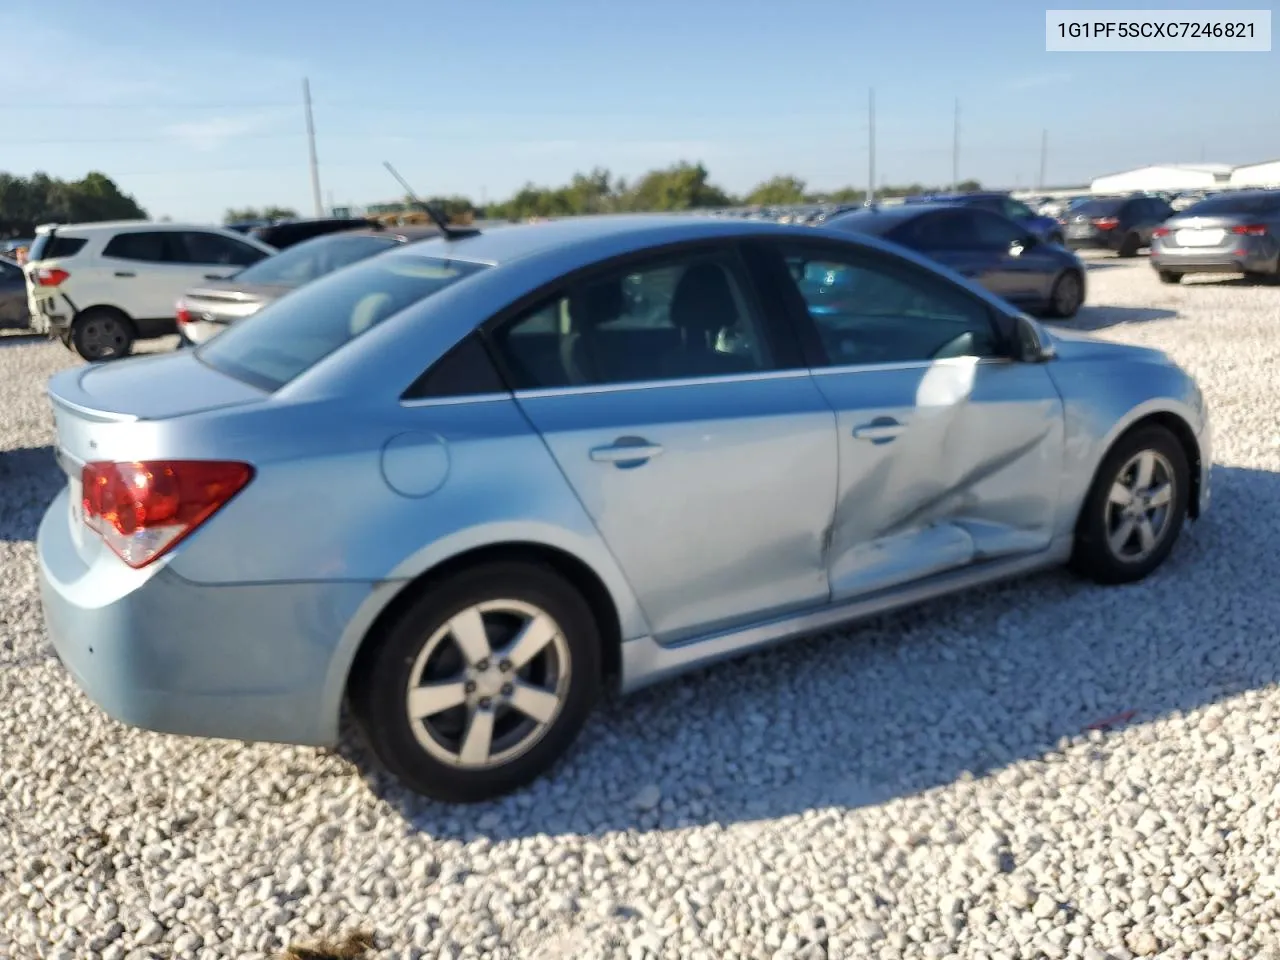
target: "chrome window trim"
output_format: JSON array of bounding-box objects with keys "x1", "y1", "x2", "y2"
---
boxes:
[
  {"x1": 508, "y1": 367, "x2": 813, "y2": 401},
  {"x1": 400, "y1": 392, "x2": 511, "y2": 409}
]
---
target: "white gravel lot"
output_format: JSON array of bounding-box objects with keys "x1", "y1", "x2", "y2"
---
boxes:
[{"x1": 2, "y1": 258, "x2": 1280, "y2": 960}]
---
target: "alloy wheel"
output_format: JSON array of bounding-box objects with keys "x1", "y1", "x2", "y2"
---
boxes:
[{"x1": 1105, "y1": 449, "x2": 1176, "y2": 563}]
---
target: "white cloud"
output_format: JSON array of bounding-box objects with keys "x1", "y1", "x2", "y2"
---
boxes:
[{"x1": 162, "y1": 113, "x2": 282, "y2": 152}]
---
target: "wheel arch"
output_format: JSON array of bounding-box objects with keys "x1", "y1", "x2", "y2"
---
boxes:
[
  {"x1": 1076, "y1": 408, "x2": 1204, "y2": 535},
  {"x1": 339, "y1": 541, "x2": 631, "y2": 734}
]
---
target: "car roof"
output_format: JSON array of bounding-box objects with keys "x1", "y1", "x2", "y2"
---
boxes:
[
  {"x1": 390, "y1": 214, "x2": 829, "y2": 267},
  {"x1": 36, "y1": 220, "x2": 244, "y2": 235}
]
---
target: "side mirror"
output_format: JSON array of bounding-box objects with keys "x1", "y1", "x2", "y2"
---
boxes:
[
  {"x1": 1011, "y1": 233, "x2": 1039, "y2": 253},
  {"x1": 1014, "y1": 314, "x2": 1056, "y2": 362}
]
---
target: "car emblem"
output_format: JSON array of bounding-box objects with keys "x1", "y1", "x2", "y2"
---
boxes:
[{"x1": 201, "y1": 313, "x2": 215, "y2": 322}]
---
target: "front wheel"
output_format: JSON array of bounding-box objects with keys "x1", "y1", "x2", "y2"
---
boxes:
[
  {"x1": 1045, "y1": 270, "x2": 1084, "y2": 318},
  {"x1": 349, "y1": 561, "x2": 602, "y2": 802},
  {"x1": 1070, "y1": 425, "x2": 1190, "y2": 585},
  {"x1": 1117, "y1": 232, "x2": 1141, "y2": 258}
]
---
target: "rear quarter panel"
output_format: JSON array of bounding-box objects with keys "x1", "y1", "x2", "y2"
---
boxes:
[{"x1": 153, "y1": 395, "x2": 651, "y2": 640}]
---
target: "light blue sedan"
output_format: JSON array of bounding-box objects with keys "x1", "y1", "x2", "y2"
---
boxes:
[{"x1": 38, "y1": 215, "x2": 1212, "y2": 802}]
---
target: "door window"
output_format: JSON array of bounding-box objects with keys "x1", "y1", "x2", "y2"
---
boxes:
[
  {"x1": 907, "y1": 211, "x2": 980, "y2": 250},
  {"x1": 772, "y1": 243, "x2": 1004, "y2": 365},
  {"x1": 178, "y1": 232, "x2": 268, "y2": 267},
  {"x1": 102, "y1": 231, "x2": 177, "y2": 263},
  {"x1": 969, "y1": 211, "x2": 1029, "y2": 248},
  {"x1": 1002, "y1": 198, "x2": 1035, "y2": 220},
  {"x1": 491, "y1": 250, "x2": 778, "y2": 389}
]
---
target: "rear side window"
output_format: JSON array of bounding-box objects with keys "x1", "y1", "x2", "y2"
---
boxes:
[
  {"x1": 1182, "y1": 192, "x2": 1280, "y2": 216},
  {"x1": 28, "y1": 234, "x2": 88, "y2": 261},
  {"x1": 197, "y1": 254, "x2": 488, "y2": 391},
  {"x1": 102, "y1": 231, "x2": 175, "y2": 262}
]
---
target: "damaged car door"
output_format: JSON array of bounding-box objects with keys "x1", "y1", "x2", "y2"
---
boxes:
[{"x1": 761, "y1": 239, "x2": 1066, "y2": 601}]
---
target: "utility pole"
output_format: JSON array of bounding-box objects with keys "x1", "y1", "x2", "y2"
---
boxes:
[
  {"x1": 951, "y1": 98, "x2": 960, "y2": 191},
  {"x1": 1038, "y1": 129, "x2": 1048, "y2": 191},
  {"x1": 303, "y1": 78, "x2": 324, "y2": 218},
  {"x1": 868, "y1": 87, "x2": 876, "y2": 205}
]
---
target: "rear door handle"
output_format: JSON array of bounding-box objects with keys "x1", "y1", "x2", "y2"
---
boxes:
[
  {"x1": 113, "y1": 271, "x2": 135, "y2": 278},
  {"x1": 852, "y1": 419, "x2": 905, "y2": 443},
  {"x1": 590, "y1": 437, "x2": 665, "y2": 466}
]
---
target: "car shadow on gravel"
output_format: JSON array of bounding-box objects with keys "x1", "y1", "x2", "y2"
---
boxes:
[
  {"x1": 350, "y1": 464, "x2": 1280, "y2": 842},
  {"x1": 0, "y1": 445, "x2": 60, "y2": 541},
  {"x1": 1059, "y1": 305, "x2": 1177, "y2": 333}
]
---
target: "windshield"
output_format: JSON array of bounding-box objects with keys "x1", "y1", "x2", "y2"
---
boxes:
[
  {"x1": 197, "y1": 253, "x2": 489, "y2": 392},
  {"x1": 229, "y1": 233, "x2": 402, "y2": 287},
  {"x1": 1180, "y1": 191, "x2": 1280, "y2": 217}
]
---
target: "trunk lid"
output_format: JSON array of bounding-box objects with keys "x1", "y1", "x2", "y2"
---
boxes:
[
  {"x1": 1158, "y1": 214, "x2": 1250, "y2": 251},
  {"x1": 47, "y1": 352, "x2": 268, "y2": 559},
  {"x1": 181, "y1": 281, "x2": 293, "y2": 323}
]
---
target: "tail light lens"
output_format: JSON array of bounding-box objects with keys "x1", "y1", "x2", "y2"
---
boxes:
[
  {"x1": 34, "y1": 267, "x2": 70, "y2": 287},
  {"x1": 81, "y1": 460, "x2": 253, "y2": 568},
  {"x1": 1092, "y1": 217, "x2": 1120, "y2": 230},
  {"x1": 175, "y1": 299, "x2": 192, "y2": 324},
  {"x1": 1231, "y1": 224, "x2": 1268, "y2": 236},
  {"x1": 1152, "y1": 227, "x2": 1171, "y2": 239}
]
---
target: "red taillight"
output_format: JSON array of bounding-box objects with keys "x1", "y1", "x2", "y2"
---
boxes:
[
  {"x1": 81, "y1": 460, "x2": 253, "y2": 568},
  {"x1": 1152, "y1": 227, "x2": 1171, "y2": 239},
  {"x1": 34, "y1": 267, "x2": 70, "y2": 287},
  {"x1": 1231, "y1": 223, "x2": 1268, "y2": 236},
  {"x1": 1092, "y1": 217, "x2": 1120, "y2": 230},
  {"x1": 175, "y1": 299, "x2": 192, "y2": 325}
]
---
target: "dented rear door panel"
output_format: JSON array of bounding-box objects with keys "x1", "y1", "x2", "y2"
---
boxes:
[{"x1": 811, "y1": 357, "x2": 1065, "y2": 601}]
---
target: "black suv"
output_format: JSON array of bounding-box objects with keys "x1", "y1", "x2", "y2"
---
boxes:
[{"x1": 246, "y1": 217, "x2": 382, "y2": 250}]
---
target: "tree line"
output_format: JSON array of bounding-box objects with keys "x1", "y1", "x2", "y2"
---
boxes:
[
  {"x1": 0, "y1": 165, "x2": 985, "y2": 239},
  {"x1": 0, "y1": 172, "x2": 147, "y2": 238}
]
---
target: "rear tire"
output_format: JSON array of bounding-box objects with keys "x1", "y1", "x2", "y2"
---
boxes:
[
  {"x1": 1157, "y1": 271, "x2": 1182, "y2": 285},
  {"x1": 1069, "y1": 425, "x2": 1190, "y2": 585},
  {"x1": 1117, "y1": 232, "x2": 1141, "y2": 258},
  {"x1": 349, "y1": 561, "x2": 603, "y2": 803},
  {"x1": 71, "y1": 308, "x2": 135, "y2": 362}
]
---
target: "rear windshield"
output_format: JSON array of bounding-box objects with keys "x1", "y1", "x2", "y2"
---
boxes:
[
  {"x1": 197, "y1": 253, "x2": 489, "y2": 391},
  {"x1": 1070, "y1": 198, "x2": 1124, "y2": 217},
  {"x1": 28, "y1": 234, "x2": 88, "y2": 262},
  {"x1": 230, "y1": 233, "x2": 401, "y2": 287},
  {"x1": 1180, "y1": 191, "x2": 1280, "y2": 217}
]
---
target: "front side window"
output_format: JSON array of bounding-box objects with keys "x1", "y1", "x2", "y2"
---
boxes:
[
  {"x1": 907, "y1": 211, "x2": 981, "y2": 250},
  {"x1": 969, "y1": 211, "x2": 1028, "y2": 248},
  {"x1": 1003, "y1": 198, "x2": 1034, "y2": 220},
  {"x1": 773, "y1": 243, "x2": 1003, "y2": 366},
  {"x1": 178, "y1": 232, "x2": 267, "y2": 267},
  {"x1": 491, "y1": 251, "x2": 776, "y2": 390},
  {"x1": 102, "y1": 231, "x2": 175, "y2": 263},
  {"x1": 198, "y1": 253, "x2": 488, "y2": 391}
]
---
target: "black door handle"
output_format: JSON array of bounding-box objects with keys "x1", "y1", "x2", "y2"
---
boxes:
[{"x1": 114, "y1": 271, "x2": 135, "y2": 278}]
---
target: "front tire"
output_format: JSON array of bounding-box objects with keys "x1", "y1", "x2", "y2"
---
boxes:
[
  {"x1": 1117, "y1": 232, "x2": 1141, "y2": 258},
  {"x1": 71, "y1": 308, "x2": 134, "y2": 362},
  {"x1": 350, "y1": 561, "x2": 602, "y2": 803},
  {"x1": 1070, "y1": 425, "x2": 1190, "y2": 585},
  {"x1": 1045, "y1": 270, "x2": 1084, "y2": 318}
]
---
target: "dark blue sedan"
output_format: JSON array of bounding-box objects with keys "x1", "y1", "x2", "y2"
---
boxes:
[
  {"x1": 902, "y1": 192, "x2": 1064, "y2": 246},
  {"x1": 825, "y1": 203, "x2": 1086, "y2": 318}
]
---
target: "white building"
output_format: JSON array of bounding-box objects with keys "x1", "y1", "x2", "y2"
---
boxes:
[
  {"x1": 1229, "y1": 159, "x2": 1280, "y2": 188},
  {"x1": 1090, "y1": 164, "x2": 1233, "y2": 195}
]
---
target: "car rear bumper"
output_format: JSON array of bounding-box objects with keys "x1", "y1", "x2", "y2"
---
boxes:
[
  {"x1": 38, "y1": 487, "x2": 378, "y2": 748},
  {"x1": 177, "y1": 318, "x2": 228, "y2": 346},
  {"x1": 1150, "y1": 249, "x2": 1278, "y2": 274}
]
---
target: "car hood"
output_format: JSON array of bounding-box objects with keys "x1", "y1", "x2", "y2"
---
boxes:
[{"x1": 1047, "y1": 326, "x2": 1172, "y2": 366}]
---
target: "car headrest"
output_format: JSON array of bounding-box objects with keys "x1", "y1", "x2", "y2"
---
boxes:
[
  {"x1": 568, "y1": 278, "x2": 624, "y2": 332},
  {"x1": 670, "y1": 263, "x2": 738, "y2": 335}
]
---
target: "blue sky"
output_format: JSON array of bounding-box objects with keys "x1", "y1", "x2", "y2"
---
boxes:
[{"x1": 6, "y1": 0, "x2": 1277, "y2": 221}]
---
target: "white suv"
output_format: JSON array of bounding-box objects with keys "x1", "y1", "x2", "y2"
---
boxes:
[{"x1": 25, "y1": 221, "x2": 277, "y2": 361}]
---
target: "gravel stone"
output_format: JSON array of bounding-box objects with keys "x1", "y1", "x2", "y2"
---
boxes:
[{"x1": 3, "y1": 263, "x2": 1280, "y2": 956}]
